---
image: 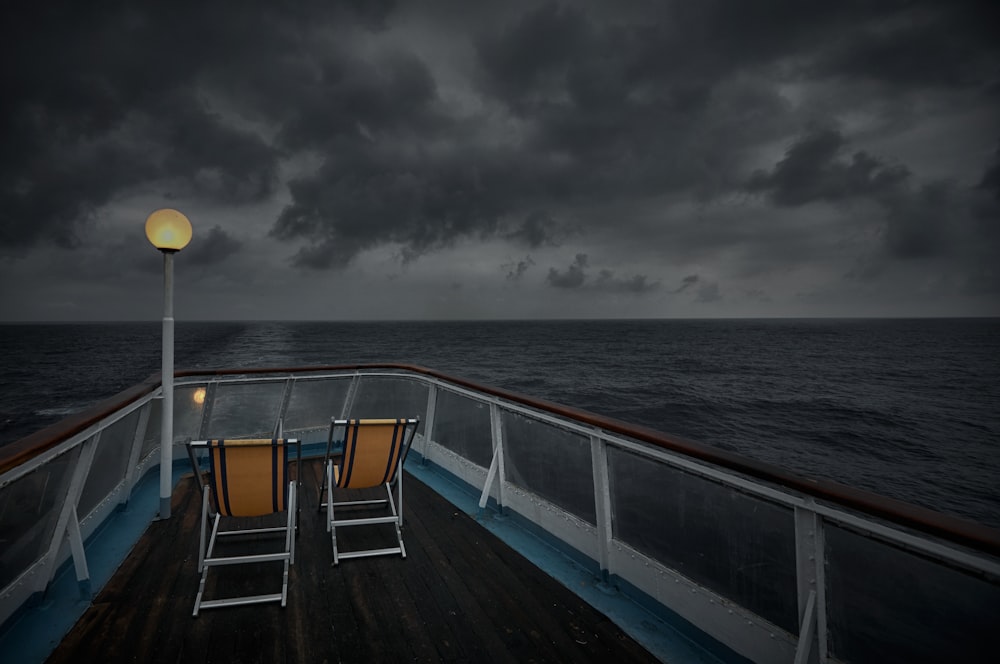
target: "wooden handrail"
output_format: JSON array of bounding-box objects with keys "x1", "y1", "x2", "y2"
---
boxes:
[{"x1": 0, "y1": 375, "x2": 162, "y2": 475}]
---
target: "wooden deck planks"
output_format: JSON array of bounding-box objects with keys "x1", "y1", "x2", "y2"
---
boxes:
[{"x1": 45, "y1": 458, "x2": 661, "y2": 664}]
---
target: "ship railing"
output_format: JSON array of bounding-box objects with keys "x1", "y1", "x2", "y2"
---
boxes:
[{"x1": 1, "y1": 365, "x2": 998, "y2": 664}]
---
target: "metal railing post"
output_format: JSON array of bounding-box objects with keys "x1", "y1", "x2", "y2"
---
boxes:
[
  {"x1": 590, "y1": 432, "x2": 613, "y2": 581},
  {"x1": 795, "y1": 500, "x2": 827, "y2": 663},
  {"x1": 479, "y1": 402, "x2": 506, "y2": 513},
  {"x1": 421, "y1": 384, "x2": 438, "y2": 464},
  {"x1": 121, "y1": 402, "x2": 152, "y2": 508},
  {"x1": 273, "y1": 378, "x2": 295, "y2": 438},
  {"x1": 340, "y1": 373, "x2": 360, "y2": 418},
  {"x1": 38, "y1": 433, "x2": 99, "y2": 598}
]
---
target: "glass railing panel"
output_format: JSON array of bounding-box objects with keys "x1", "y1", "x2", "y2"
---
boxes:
[
  {"x1": 77, "y1": 410, "x2": 140, "y2": 519},
  {"x1": 283, "y1": 377, "x2": 353, "y2": 443},
  {"x1": 140, "y1": 397, "x2": 161, "y2": 462},
  {"x1": 432, "y1": 389, "x2": 493, "y2": 468},
  {"x1": 174, "y1": 385, "x2": 208, "y2": 441},
  {"x1": 501, "y1": 411, "x2": 596, "y2": 525},
  {"x1": 351, "y1": 377, "x2": 428, "y2": 433},
  {"x1": 204, "y1": 382, "x2": 283, "y2": 439},
  {"x1": 608, "y1": 446, "x2": 798, "y2": 633},
  {"x1": 825, "y1": 523, "x2": 999, "y2": 663},
  {"x1": 0, "y1": 448, "x2": 78, "y2": 591}
]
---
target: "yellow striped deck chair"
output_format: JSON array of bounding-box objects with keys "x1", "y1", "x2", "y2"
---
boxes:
[
  {"x1": 186, "y1": 437, "x2": 300, "y2": 616},
  {"x1": 318, "y1": 418, "x2": 419, "y2": 565}
]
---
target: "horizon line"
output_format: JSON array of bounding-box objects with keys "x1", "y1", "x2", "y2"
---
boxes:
[{"x1": 2, "y1": 315, "x2": 998, "y2": 325}]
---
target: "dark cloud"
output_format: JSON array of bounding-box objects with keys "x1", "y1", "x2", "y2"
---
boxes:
[
  {"x1": 183, "y1": 225, "x2": 244, "y2": 265},
  {"x1": 882, "y1": 183, "x2": 954, "y2": 260},
  {"x1": 805, "y1": 2, "x2": 1000, "y2": 89},
  {"x1": 0, "y1": 139, "x2": 148, "y2": 251},
  {"x1": 978, "y1": 145, "x2": 1000, "y2": 202},
  {"x1": 594, "y1": 270, "x2": 660, "y2": 294},
  {"x1": 1, "y1": 1, "x2": 998, "y2": 318},
  {"x1": 970, "y1": 148, "x2": 1000, "y2": 276},
  {"x1": 745, "y1": 128, "x2": 911, "y2": 206},
  {"x1": 272, "y1": 143, "x2": 509, "y2": 268},
  {"x1": 0, "y1": 2, "x2": 309, "y2": 251},
  {"x1": 546, "y1": 253, "x2": 659, "y2": 294},
  {"x1": 504, "y1": 256, "x2": 535, "y2": 281},
  {"x1": 696, "y1": 281, "x2": 722, "y2": 303},
  {"x1": 546, "y1": 253, "x2": 589, "y2": 289},
  {"x1": 747, "y1": 127, "x2": 999, "y2": 287},
  {"x1": 506, "y1": 211, "x2": 560, "y2": 248},
  {"x1": 673, "y1": 274, "x2": 700, "y2": 294},
  {"x1": 156, "y1": 107, "x2": 279, "y2": 204},
  {"x1": 476, "y1": 3, "x2": 593, "y2": 110},
  {"x1": 274, "y1": 49, "x2": 442, "y2": 152}
]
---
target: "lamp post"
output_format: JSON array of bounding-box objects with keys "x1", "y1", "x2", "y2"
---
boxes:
[{"x1": 145, "y1": 209, "x2": 193, "y2": 519}]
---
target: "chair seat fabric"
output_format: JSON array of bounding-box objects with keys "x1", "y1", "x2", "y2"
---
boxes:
[
  {"x1": 320, "y1": 418, "x2": 419, "y2": 565},
  {"x1": 186, "y1": 437, "x2": 300, "y2": 616}
]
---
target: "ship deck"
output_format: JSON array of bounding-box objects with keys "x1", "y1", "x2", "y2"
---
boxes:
[{"x1": 43, "y1": 457, "x2": 665, "y2": 663}]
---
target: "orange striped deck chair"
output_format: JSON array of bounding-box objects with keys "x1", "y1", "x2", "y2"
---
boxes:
[
  {"x1": 186, "y1": 437, "x2": 300, "y2": 616},
  {"x1": 318, "y1": 418, "x2": 419, "y2": 565}
]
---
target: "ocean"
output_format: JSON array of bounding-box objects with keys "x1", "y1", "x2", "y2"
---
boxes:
[{"x1": 1, "y1": 318, "x2": 998, "y2": 529}]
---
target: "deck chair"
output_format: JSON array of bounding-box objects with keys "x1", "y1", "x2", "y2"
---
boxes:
[
  {"x1": 318, "y1": 418, "x2": 419, "y2": 565},
  {"x1": 186, "y1": 437, "x2": 300, "y2": 616}
]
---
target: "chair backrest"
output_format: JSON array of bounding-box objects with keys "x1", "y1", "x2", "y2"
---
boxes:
[
  {"x1": 332, "y1": 419, "x2": 418, "y2": 489},
  {"x1": 198, "y1": 438, "x2": 295, "y2": 517}
]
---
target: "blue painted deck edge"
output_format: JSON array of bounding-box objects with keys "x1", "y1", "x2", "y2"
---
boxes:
[{"x1": 404, "y1": 452, "x2": 750, "y2": 664}]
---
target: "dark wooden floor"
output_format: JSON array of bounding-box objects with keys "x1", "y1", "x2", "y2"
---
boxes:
[{"x1": 46, "y1": 459, "x2": 660, "y2": 663}]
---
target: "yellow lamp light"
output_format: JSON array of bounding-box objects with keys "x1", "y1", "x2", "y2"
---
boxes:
[{"x1": 145, "y1": 208, "x2": 193, "y2": 252}]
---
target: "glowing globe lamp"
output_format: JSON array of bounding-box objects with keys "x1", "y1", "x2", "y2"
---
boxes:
[{"x1": 145, "y1": 209, "x2": 193, "y2": 252}]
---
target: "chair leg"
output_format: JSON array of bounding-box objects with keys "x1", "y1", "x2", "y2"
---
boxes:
[
  {"x1": 198, "y1": 488, "x2": 209, "y2": 573},
  {"x1": 317, "y1": 465, "x2": 327, "y2": 512},
  {"x1": 327, "y1": 461, "x2": 340, "y2": 565},
  {"x1": 194, "y1": 507, "x2": 221, "y2": 617},
  {"x1": 282, "y1": 482, "x2": 295, "y2": 606},
  {"x1": 193, "y1": 567, "x2": 209, "y2": 617},
  {"x1": 331, "y1": 503, "x2": 340, "y2": 566},
  {"x1": 287, "y1": 481, "x2": 296, "y2": 565},
  {"x1": 397, "y1": 471, "x2": 404, "y2": 528},
  {"x1": 385, "y1": 483, "x2": 406, "y2": 559}
]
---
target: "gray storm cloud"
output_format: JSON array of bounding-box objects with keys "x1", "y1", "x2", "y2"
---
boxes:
[{"x1": 1, "y1": 0, "x2": 997, "y2": 319}]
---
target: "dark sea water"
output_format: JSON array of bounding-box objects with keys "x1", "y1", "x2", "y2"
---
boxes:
[{"x1": 1, "y1": 318, "x2": 998, "y2": 529}]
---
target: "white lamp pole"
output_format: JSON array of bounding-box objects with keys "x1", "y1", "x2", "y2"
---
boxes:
[{"x1": 145, "y1": 209, "x2": 193, "y2": 519}]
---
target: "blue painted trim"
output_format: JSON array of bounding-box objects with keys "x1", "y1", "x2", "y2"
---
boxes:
[{"x1": 610, "y1": 573, "x2": 755, "y2": 664}]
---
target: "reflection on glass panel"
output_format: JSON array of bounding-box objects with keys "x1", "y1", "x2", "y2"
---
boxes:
[
  {"x1": 205, "y1": 382, "x2": 284, "y2": 439},
  {"x1": 826, "y1": 523, "x2": 1000, "y2": 663},
  {"x1": 608, "y1": 447, "x2": 798, "y2": 633},
  {"x1": 502, "y1": 411, "x2": 596, "y2": 525},
  {"x1": 174, "y1": 385, "x2": 207, "y2": 441},
  {"x1": 0, "y1": 449, "x2": 77, "y2": 591},
  {"x1": 433, "y1": 389, "x2": 492, "y2": 468},
  {"x1": 284, "y1": 378, "x2": 353, "y2": 443},
  {"x1": 78, "y1": 410, "x2": 140, "y2": 519},
  {"x1": 351, "y1": 377, "x2": 427, "y2": 433},
  {"x1": 140, "y1": 397, "x2": 162, "y2": 461}
]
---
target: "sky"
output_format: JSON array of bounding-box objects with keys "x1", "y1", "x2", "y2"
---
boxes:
[{"x1": 1, "y1": 0, "x2": 998, "y2": 321}]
